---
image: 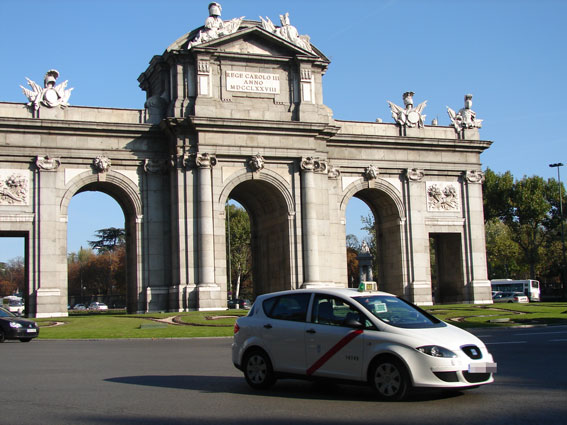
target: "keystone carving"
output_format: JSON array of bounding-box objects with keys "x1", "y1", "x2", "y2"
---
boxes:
[
  {"x1": 248, "y1": 154, "x2": 265, "y2": 172},
  {"x1": 364, "y1": 165, "x2": 379, "y2": 180},
  {"x1": 93, "y1": 156, "x2": 111, "y2": 173}
]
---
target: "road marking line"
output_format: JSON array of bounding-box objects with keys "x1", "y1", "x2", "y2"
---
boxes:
[
  {"x1": 549, "y1": 339, "x2": 567, "y2": 342},
  {"x1": 306, "y1": 329, "x2": 363, "y2": 376},
  {"x1": 486, "y1": 341, "x2": 527, "y2": 345}
]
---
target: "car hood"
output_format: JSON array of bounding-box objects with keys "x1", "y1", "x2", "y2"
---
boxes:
[
  {"x1": 382, "y1": 322, "x2": 486, "y2": 350},
  {"x1": 0, "y1": 317, "x2": 36, "y2": 326}
]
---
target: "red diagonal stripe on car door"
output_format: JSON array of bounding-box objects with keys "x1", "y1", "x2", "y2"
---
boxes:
[{"x1": 306, "y1": 329, "x2": 363, "y2": 376}]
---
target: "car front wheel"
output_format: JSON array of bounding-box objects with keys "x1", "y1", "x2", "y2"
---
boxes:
[
  {"x1": 369, "y1": 357, "x2": 411, "y2": 401},
  {"x1": 0, "y1": 329, "x2": 5, "y2": 343},
  {"x1": 243, "y1": 349, "x2": 276, "y2": 389}
]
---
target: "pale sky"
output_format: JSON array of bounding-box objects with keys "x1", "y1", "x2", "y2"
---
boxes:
[{"x1": 1, "y1": 0, "x2": 566, "y2": 261}]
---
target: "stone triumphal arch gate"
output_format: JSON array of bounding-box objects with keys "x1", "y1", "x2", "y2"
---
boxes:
[{"x1": 0, "y1": 6, "x2": 492, "y2": 317}]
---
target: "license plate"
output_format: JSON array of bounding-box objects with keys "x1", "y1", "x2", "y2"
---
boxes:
[
  {"x1": 26, "y1": 329, "x2": 37, "y2": 333},
  {"x1": 469, "y1": 362, "x2": 497, "y2": 373}
]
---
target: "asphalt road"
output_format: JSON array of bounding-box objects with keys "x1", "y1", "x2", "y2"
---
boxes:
[{"x1": 1, "y1": 326, "x2": 566, "y2": 425}]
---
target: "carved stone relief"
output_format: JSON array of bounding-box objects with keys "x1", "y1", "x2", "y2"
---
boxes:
[
  {"x1": 406, "y1": 168, "x2": 425, "y2": 182},
  {"x1": 426, "y1": 182, "x2": 460, "y2": 212},
  {"x1": 327, "y1": 165, "x2": 341, "y2": 179},
  {"x1": 0, "y1": 170, "x2": 29, "y2": 205},
  {"x1": 301, "y1": 157, "x2": 327, "y2": 173},
  {"x1": 466, "y1": 170, "x2": 485, "y2": 184},
  {"x1": 36, "y1": 155, "x2": 61, "y2": 171},
  {"x1": 144, "y1": 158, "x2": 169, "y2": 174}
]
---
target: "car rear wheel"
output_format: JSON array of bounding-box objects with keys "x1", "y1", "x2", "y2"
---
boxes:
[
  {"x1": 19, "y1": 338, "x2": 32, "y2": 343},
  {"x1": 243, "y1": 349, "x2": 276, "y2": 389},
  {"x1": 369, "y1": 357, "x2": 410, "y2": 401}
]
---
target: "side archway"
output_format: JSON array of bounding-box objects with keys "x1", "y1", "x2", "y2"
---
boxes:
[
  {"x1": 61, "y1": 171, "x2": 143, "y2": 313},
  {"x1": 218, "y1": 169, "x2": 297, "y2": 297}
]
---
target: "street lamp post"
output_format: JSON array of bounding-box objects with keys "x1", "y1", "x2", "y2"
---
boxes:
[{"x1": 549, "y1": 163, "x2": 566, "y2": 299}]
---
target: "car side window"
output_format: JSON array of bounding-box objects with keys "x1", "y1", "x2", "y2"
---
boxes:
[
  {"x1": 263, "y1": 293, "x2": 311, "y2": 322},
  {"x1": 311, "y1": 295, "x2": 374, "y2": 329}
]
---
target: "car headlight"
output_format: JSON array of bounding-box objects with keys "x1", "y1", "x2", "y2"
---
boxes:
[
  {"x1": 9, "y1": 321, "x2": 23, "y2": 328},
  {"x1": 417, "y1": 345, "x2": 456, "y2": 358}
]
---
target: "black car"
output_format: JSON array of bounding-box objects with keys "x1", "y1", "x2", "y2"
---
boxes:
[
  {"x1": 227, "y1": 299, "x2": 251, "y2": 309},
  {"x1": 0, "y1": 307, "x2": 39, "y2": 342}
]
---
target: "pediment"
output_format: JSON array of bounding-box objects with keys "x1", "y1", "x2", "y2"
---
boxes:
[{"x1": 167, "y1": 24, "x2": 328, "y2": 63}]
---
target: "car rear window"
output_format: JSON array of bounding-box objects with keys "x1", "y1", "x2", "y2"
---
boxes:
[{"x1": 263, "y1": 293, "x2": 311, "y2": 322}]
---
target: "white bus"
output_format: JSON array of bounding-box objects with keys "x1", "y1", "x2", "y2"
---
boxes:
[{"x1": 490, "y1": 279, "x2": 540, "y2": 302}]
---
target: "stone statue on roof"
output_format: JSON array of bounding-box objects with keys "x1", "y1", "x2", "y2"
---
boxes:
[
  {"x1": 387, "y1": 91, "x2": 427, "y2": 128},
  {"x1": 447, "y1": 94, "x2": 483, "y2": 132},
  {"x1": 188, "y1": 2, "x2": 244, "y2": 49},
  {"x1": 20, "y1": 69, "x2": 73, "y2": 111},
  {"x1": 260, "y1": 12, "x2": 313, "y2": 53}
]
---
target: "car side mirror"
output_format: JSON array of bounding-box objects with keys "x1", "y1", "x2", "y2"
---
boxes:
[{"x1": 344, "y1": 318, "x2": 363, "y2": 329}]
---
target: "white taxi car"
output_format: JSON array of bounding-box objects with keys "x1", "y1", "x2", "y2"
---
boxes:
[{"x1": 232, "y1": 286, "x2": 496, "y2": 400}]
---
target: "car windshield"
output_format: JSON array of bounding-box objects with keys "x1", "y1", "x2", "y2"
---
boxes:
[
  {"x1": 354, "y1": 295, "x2": 444, "y2": 329},
  {"x1": 0, "y1": 307, "x2": 16, "y2": 318}
]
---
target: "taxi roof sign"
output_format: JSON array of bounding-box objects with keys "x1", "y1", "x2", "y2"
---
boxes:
[{"x1": 358, "y1": 282, "x2": 377, "y2": 292}]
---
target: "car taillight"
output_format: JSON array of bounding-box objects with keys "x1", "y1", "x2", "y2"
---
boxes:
[{"x1": 233, "y1": 323, "x2": 240, "y2": 334}]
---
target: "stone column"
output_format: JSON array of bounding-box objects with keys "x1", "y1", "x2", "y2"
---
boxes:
[
  {"x1": 300, "y1": 157, "x2": 320, "y2": 285},
  {"x1": 34, "y1": 156, "x2": 68, "y2": 317},
  {"x1": 404, "y1": 168, "x2": 432, "y2": 305},
  {"x1": 464, "y1": 170, "x2": 492, "y2": 304},
  {"x1": 196, "y1": 153, "x2": 216, "y2": 287},
  {"x1": 195, "y1": 153, "x2": 222, "y2": 310}
]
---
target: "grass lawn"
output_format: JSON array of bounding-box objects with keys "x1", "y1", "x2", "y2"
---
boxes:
[
  {"x1": 425, "y1": 302, "x2": 567, "y2": 328},
  {"x1": 36, "y1": 310, "x2": 247, "y2": 340},
  {"x1": 34, "y1": 303, "x2": 567, "y2": 339}
]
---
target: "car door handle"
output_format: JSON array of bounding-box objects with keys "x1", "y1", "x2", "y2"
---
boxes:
[
  {"x1": 306, "y1": 329, "x2": 316, "y2": 334},
  {"x1": 264, "y1": 324, "x2": 272, "y2": 329}
]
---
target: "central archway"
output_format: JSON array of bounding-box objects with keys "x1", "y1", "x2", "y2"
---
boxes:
[
  {"x1": 221, "y1": 172, "x2": 295, "y2": 298},
  {"x1": 342, "y1": 179, "x2": 407, "y2": 297}
]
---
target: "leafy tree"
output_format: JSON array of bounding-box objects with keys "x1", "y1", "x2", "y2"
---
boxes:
[
  {"x1": 226, "y1": 203, "x2": 252, "y2": 299},
  {"x1": 0, "y1": 258, "x2": 24, "y2": 297},
  {"x1": 483, "y1": 168, "x2": 514, "y2": 222},
  {"x1": 485, "y1": 218, "x2": 521, "y2": 278},
  {"x1": 360, "y1": 213, "x2": 379, "y2": 282},
  {"x1": 88, "y1": 227, "x2": 125, "y2": 253}
]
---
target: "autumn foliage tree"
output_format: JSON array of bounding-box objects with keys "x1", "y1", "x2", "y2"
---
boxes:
[{"x1": 68, "y1": 228, "x2": 126, "y2": 306}]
